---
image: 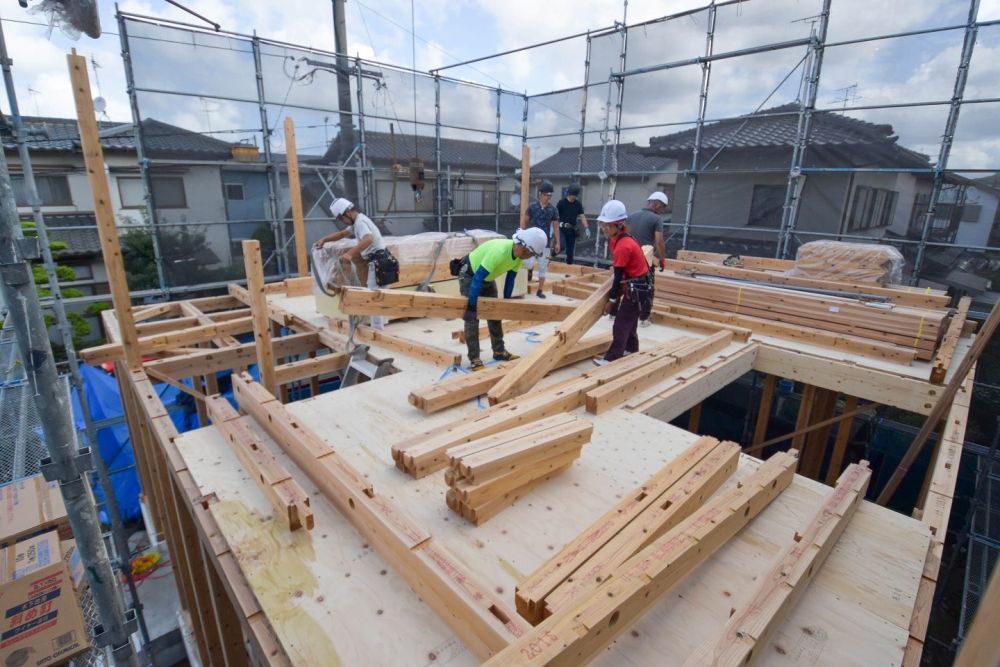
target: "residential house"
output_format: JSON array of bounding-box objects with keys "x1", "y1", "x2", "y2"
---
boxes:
[
  {"x1": 644, "y1": 103, "x2": 1000, "y2": 293},
  {"x1": 531, "y1": 142, "x2": 678, "y2": 220},
  {"x1": 306, "y1": 131, "x2": 521, "y2": 238}
]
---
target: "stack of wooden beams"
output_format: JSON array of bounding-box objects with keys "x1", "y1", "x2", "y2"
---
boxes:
[
  {"x1": 653, "y1": 271, "x2": 948, "y2": 361},
  {"x1": 443, "y1": 414, "x2": 592, "y2": 525},
  {"x1": 515, "y1": 436, "x2": 740, "y2": 624}
]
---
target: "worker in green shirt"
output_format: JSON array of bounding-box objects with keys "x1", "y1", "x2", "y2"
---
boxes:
[{"x1": 459, "y1": 227, "x2": 547, "y2": 371}]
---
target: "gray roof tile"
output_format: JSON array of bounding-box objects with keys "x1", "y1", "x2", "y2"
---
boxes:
[
  {"x1": 321, "y1": 131, "x2": 519, "y2": 171},
  {"x1": 532, "y1": 142, "x2": 674, "y2": 175}
]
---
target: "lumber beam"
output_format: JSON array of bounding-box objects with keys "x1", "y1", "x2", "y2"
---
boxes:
[
  {"x1": 205, "y1": 395, "x2": 313, "y2": 531},
  {"x1": 69, "y1": 51, "x2": 142, "y2": 369},
  {"x1": 585, "y1": 331, "x2": 733, "y2": 414},
  {"x1": 665, "y1": 258, "x2": 951, "y2": 308},
  {"x1": 326, "y1": 317, "x2": 459, "y2": 366},
  {"x1": 339, "y1": 286, "x2": 577, "y2": 322},
  {"x1": 515, "y1": 437, "x2": 723, "y2": 624},
  {"x1": 825, "y1": 395, "x2": 859, "y2": 484},
  {"x1": 81, "y1": 317, "x2": 255, "y2": 365},
  {"x1": 627, "y1": 344, "x2": 758, "y2": 422},
  {"x1": 488, "y1": 277, "x2": 612, "y2": 404},
  {"x1": 452, "y1": 320, "x2": 540, "y2": 343},
  {"x1": 410, "y1": 333, "x2": 612, "y2": 413},
  {"x1": 133, "y1": 302, "x2": 180, "y2": 323},
  {"x1": 684, "y1": 462, "x2": 871, "y2": 667},
  {"x1": 283, "y1": 117, "x2": 309, "y2": 276},
  {"x1": 484, "y1": 451, "x2": 799, "y2": 666},
  {"x1": 753, "y1": 344, "x2": 937, "y2": 415},
  {"x1": 243, "y1": 240, "x2": 278, "y2": 395},
  {"x1": 539, "y1": 441, "x2": 740, "y2": 622},
  {"x1": 877, "y1": 298, "x2": 1000, "y2": 505},
  {"x1": 273, "y1": 351, "x2": 349, "y2": 386},
  {"x1": 752, "y1": 374, "x2": 777, "y2": 447},
  {"x1": 230, "y1": 373, "x2": 528, "y2": 659},
  {"x1": 743, "y1": 401, "x2": 874, "y2": 456},
  {"x1": 144, "y1": 332, "x2": 321, "y2": 378},
  {"x1": 676, "y1": 250, "x2": 795, "y2": 273},
  {"x1": 930, "y1": 296, "x2": 970, "y2": 384}
]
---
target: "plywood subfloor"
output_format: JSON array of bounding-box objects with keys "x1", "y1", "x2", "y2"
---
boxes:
[{"x1": 175, "y1": 313, "x2": 931, "y2": 666}]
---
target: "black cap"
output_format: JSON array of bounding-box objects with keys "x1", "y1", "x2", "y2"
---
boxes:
[
  {"x1": 538, "y1": 180, "x2": 554, "y2": 194},
  {"x1": 566, "y1": 184, "x2": 581, "y2": 197}
]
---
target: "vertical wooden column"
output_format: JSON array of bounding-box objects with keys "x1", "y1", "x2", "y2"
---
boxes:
[
  {"x1": 826, "y1": 395, "x2": 859, "y2": 485},
  {"x1": 687, "y1": 402, "x2": 703, "y2": 434},
  {"x1": 242, "y1": 240, "x2": 277, "y2": 395},
  {"x1": 791, "y1": 384, "x2": 817, "y2": 464},
  {"x1": 801, "y1": 389, "x2": 838, "y2": 479},
  {"x1": 519, "y1": 144, "x2": 531, "y2": 220},
  {"x1": 752, "y1": 374, "x2": 777, "y2": 447},
  {"x1": 68, "y1": 50, "x2": 141, "y2": 369},
  {"x1": 283, "y1": 117, "x2": 309, "y2": 276}
]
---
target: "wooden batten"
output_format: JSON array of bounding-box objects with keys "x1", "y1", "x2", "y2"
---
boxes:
[
  {"x1": 339, "y1": 287, "x2": 577, "y2": 322},
  {"x1": 283, "y1": 117, "x2": 309, "y2": 276},
  {"x1": 243, "y1": 240, "x2": 278, "y2": 396}
]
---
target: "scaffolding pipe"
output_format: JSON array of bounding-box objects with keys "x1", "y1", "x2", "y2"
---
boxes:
[
  {"x1": 615, "y1": 37, "x2": 813, "y2": 79},
  {"x1": 680, "y1": 0, "x2": 718, "y2": 250},
  {"x1": 609, "y1": 4, "x2": 629, "y2": 201},
  {"x1": 115, "y1": 13, "x2": 169, "y2": 296},
  {"x1": 251, "y1": 34, "x2": 288, "y2": 274},
  {"x1": 911, "y1": 0, "x2": 981, "y2": 284},
  {"x1": 354, "y1": 57, "x2": 372, "y2": 215},
  {"x1": 777, "y1": 1, "x2": 832, "y2": 259},
  {"x1": 435, "y1": 74, "x2": 443, "y2": 232},
  {"x1": 577, "y1": 33, "x2": 592, "y2": 178},
  {"x1": 1, "y1": 20, "x2": 150, "y2": 646},
  {"x1": 0, "y1": 147, "x2": 138, "y2": 666},
  {"x1": 495, "y1": 87, "x2": 503, "y2": 231}
]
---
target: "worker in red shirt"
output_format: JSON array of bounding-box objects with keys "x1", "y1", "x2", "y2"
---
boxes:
[{"x1": 594, "y1": 200, "x2": 653, "y2": 365}]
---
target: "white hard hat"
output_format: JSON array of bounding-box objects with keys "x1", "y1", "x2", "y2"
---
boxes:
[
  {"x1": 597, "y1": 199, "x2": 628, "y2": 223},
  {"x1": 513, "y1": 227, "x2": 547, "y2": 257},
  {"x1": 647, "y1": 191, "x2": 669, "y2": 206},
  {"x1": 330, "y1": 197, "x2": 354, "y2": 219}
]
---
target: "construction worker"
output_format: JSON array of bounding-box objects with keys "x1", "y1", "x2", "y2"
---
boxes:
[
  {"x1": 627, "y1": 191, "x2": 669, "y2": 327},
  {"x1": 594, "y1": 200, "x2": 653, "y2": 365},
  {"x1": 459, "y1": 228, "x2": 547, "y2": 371},
  {"x1": 556, "y1": 184, "x2": 590, "y2": 265},
  {"x1": 314, "y1": 197, "x2": 387, "y2": 329},
  {"x1": 521, "y1": 180, "x2": 560, "y2": 298}
]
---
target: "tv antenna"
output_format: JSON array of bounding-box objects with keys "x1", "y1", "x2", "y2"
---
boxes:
[{"x1": 830, "y1": 84, "x2": 861, "y2": 111}]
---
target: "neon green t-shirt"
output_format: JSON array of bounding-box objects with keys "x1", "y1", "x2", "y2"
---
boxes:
[{"x1": 468, "y1": 239, "x2": 523, "y2": 282}]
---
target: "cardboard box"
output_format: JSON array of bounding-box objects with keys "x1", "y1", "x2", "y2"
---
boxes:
[
  {"x1": 0, "y1": 476, "x2": 68, "y2": 546},
  {"x1": 0, "y1": 532, "x2": 61, "y2": 586},
  {"x1": 0, "y1": 562, "x2": 89, "y2": 666},
  {"x1": 58, "y1": 540, "x2": 86, "y2": 592}
]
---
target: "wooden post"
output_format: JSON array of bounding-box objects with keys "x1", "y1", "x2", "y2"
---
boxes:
[
  {"x1": 825, "y1": 395, "x2": 859, "y2": 485},
  {"x1": 242, "y1": 240, "x2": 277, "y2": 396},
  {"x1": 519, "y1": 144, "x2": 530, "y2": 220},
  {"x1": 284, "y1": 117, "x2": 309, "y2": 276},
  {"x1": 878, "y1": 297, "x2": 1000, "y2": 505},
  {"x1": 68, "y1": 50, "x2": 142, "y2": 370},
  {"x1": 752, "y1": 374, "x2": 777, "y2": 447},
  {"x1": 801, "y1": 388, "x2": 838, "y2": 479},
  {"x1": 687, "y1": 402, "x2": 703, "y2": 433},
  {"x1": 791, "y1": 384, "x2": 816, "y2": 455}
]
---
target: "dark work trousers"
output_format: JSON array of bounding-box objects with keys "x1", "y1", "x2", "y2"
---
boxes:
[
  {"x1": 458, "y1": 265, "x2": 505, "y2": 361},
  {"x1": 640, "y1": 266, "x2": 656, "y2": 324},
  {"x1": 561, "y1": 225, "x2": 577, "y2": 264},
  {"x1": 605, "y1": 295, "x2": 640, "y2": 361}
]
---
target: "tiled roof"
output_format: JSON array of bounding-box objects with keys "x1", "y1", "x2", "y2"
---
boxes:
[
  {"x1": 533, "y1": 143, "x2": 674, "y2": 175},
  {"x1": 320, "y1": 131, "x2": 520, "y2": 172},
  {"x1": 647, "y1": 104, "x2": 931, "y2": 168},
  {"x1": 39, "y1": 213, "x2": 101, "y2": 258},
  {"x1": 1, "y1": 116, "x2": 234, "y2": 160}
]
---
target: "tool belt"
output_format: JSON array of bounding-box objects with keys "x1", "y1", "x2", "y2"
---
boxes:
[
  {"x1": 369, "y1": 248, "x2": 399, "y2": 287},
  {"x1": 623, "y1": 274, "x2": 653, "y2": 320},
  {"x1": 450, "y1": 256, "x2": 470, "y2": 277}
]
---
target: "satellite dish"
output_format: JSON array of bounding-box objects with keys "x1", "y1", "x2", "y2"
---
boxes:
[
  {"x1": 510, "y1": 193, "x2": 521, "y2": 208},
  {"x1": 93, "y1": 96, "x2": 106, "y2": 113},
  {"x1": 967, "y1": 186, "x2": 979, "y2": 201}
]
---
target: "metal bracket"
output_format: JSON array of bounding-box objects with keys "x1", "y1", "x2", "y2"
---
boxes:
[
  {"x1": 94, "y1": 607, "x2": 139, "y2": 649},
  {"x1": 40, "y1": 447, "x2": 92, "y2": 482},
  {"x1": 16, "y1": 236, "x2": 40, "y2": 261}
]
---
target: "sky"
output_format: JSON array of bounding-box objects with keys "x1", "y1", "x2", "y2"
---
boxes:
[{"x1": 1, "y1": 0, "x2": 999, "y2": 169}]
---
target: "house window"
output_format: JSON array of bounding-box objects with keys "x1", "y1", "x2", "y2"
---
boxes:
[
  {"x1": 848, "y1": 186, "x2": 897, "y2": 231},
  {"x1": 747, "y1": 185, "x2": 785, "y2": 228},
  {"x1": 225, "y1": 183, "x2": 245, "y2": 201},
  {"x1": 118, "y1": 176, "x2": 188, "y2": 209},
  {"x1": 961, "y1": 204, "x2": 983, "y2": 223},
  {"x1": 11, "y1": 175, "x2": 71, "y2": 206}
]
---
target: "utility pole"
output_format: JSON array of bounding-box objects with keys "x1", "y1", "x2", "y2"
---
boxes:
[
  {"x1": 331, "y1": 0, "x2": 360, "y2": 207},
  {"x1": 0, "y1": 141, "x2": 138, "y2": 666}
]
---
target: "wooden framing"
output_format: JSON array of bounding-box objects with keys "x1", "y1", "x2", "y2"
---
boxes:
[
  {"x1": 230, "y1": 372, "x2": 528, "y2": 660},
  {"x1": 283, "y1": 117, "x2": 309, "y2": 276},
  {"x1": 752, "y1": 374, "x2": 778, "y2": 447},
  {"x1": 326, "y1": 317, "x2": 461, "y2": 366},
  {"x1": 684, "y1": 462, "x2": 871, "y2": 666},
  {"x1": 243, "y1": 240, "x2": 278, "y2": 395},
  {"x1": 930, "y1": 296, "x2": 971, "y2": 384},
  {"x1": 339, "y1": 287, "x2": 577, "y2": 322},
  {"x1": 484, "y1": 451, "x2": 798, "y2": 666},
  {"x1": 487, "y1": 278, "x2": 612, "y2": 404}
]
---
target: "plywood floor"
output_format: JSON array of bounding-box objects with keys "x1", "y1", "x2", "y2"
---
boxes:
[{"x1": 174, "y1": 305, "x2": 932, "y2": 666}]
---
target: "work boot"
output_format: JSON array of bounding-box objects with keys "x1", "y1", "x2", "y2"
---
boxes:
[
  {"x1": 469, "y1": 358, "x2": 485, "y2": 372},
  {"x1": 639, "y1": 319, "x2": 651, "y2": 328},
  {"x1": 592, "y1": 357, "x2": 610, "y2": 367},
  {"x1": 494, "y1": 350, "x2": 519, "y2": 362},
  {"x1": 536, "y1": 289, "x2": 546, "y2": 299}
]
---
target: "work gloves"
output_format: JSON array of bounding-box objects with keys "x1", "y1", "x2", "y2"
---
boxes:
[{"x1": 463, "y1": 307, "x2": 478, "y2": 323}]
